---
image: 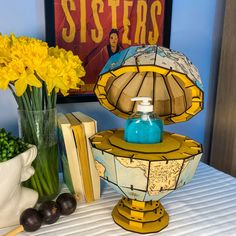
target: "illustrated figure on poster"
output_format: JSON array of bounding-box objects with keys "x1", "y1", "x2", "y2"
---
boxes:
[
  {"x1": 81, "y1": 29, "x2": 123, "y2": 93},
  {"x1": 100, "y1": 28, "x2": 123, "y2": 61},
  {"x1": 106, "y1": 29, "x2": 122, "y2": 58}
]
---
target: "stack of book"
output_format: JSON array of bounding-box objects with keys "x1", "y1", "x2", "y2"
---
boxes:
[{"x1": 58, "y1": 112, "x2": 100, "y2": 202}]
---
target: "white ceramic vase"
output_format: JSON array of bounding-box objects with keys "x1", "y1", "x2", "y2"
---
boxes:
[{"x1": 0, "y1": 145, "x2": 38, "y2": 228}]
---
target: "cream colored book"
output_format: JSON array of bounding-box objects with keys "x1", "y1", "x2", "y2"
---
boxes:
[
  {"x1": 65, "y1": 113, "x2": 94, "y2": 203},
  {"x1": 57, "y1": 113, "x2": 85, "y2": 202},
  {"x1": 72, "y1": 111, "x2": 100, "y2": 200}
]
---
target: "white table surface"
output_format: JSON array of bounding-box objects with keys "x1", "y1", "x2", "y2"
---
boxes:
[{"x1": 1, "y1": 162, "x2": 236, "y2": 236}]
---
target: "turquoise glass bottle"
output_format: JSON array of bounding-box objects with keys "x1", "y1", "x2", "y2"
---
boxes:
[{"x1": 124, "y1": 97, "x2": 163, "y2": 144}]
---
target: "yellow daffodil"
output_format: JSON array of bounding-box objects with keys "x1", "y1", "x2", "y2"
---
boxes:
[
  {"x1": 0, "y1": 33, "x2": 85, "y2": 110},
  {"x1": 14, "y1": 68, "x2": 42, "y2": 96},
  {"x1": 0, "y1": 67, "x2": 18, "y2": 90}
]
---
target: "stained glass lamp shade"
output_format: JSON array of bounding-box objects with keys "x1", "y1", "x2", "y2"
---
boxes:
[{"x1": 90, "y1": 45, "x2": 204, "y2": 234}]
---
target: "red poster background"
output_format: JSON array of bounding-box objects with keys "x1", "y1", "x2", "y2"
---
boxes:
[{"x1": 54, "y1": 0, "x2": 166, "y2": 96}]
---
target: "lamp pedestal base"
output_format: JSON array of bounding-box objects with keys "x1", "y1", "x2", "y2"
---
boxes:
[{"x1": 112, "y1": 197, "x2": 169, "y2": 234}]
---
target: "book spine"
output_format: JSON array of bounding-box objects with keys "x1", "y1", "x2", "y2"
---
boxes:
[
  {"x1": 83, "y1": 121, "x2": 100, "y2": 200},
  {"x1": 61, "y1": 125, "x2": 85, "y2": 202},
  {"x1": 72, "y1": 125, "x2": 95, "y2": 203}
]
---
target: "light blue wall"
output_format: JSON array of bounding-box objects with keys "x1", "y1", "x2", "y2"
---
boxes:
[
  {"x1": 0, "y1": 0, "x2": 225, "y2": 161},
  {"x1": 0, "y1": 0, "x2": 45, "y2": 39}
]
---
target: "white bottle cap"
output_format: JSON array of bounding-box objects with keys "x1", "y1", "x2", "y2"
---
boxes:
[{"x1": 131, "y1": 97, "x2": 153, "y2": 113}]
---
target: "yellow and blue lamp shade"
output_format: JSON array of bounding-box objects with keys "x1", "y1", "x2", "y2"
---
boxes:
[{"x1": 94, "y1": 45, "x2": 204, "y2": 124}]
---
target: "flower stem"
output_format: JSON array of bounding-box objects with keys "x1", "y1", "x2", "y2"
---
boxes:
[{"x1": 15, "y1": 84, "x2": 59, "y2": 201}]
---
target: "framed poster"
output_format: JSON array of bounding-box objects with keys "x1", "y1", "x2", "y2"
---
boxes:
[{"x1": 45, "y1": 0, "x2": 173, "y2": 103}]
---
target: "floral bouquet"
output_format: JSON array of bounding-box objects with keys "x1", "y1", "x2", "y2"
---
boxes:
[{"x1": 0, "y1": 34, "x2": 85, "y2": 200}]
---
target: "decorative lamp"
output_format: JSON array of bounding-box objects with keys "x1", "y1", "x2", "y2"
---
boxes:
[{"x1": 90, "y1": 45, "x2": 203, "y2": 234}]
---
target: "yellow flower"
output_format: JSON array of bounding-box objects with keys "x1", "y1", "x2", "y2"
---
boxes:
[
  {"x1": 9, "y1": 35, "x2": 48, "y2": 71},
  {"x1": 0, "y1": 35, "x2": 11, "y2": 66},
  {"x1": 0, "y1": 33, "x2": 85, "y2": 100},
  {"x1": 14, "y1": 67, "x2": 42, "y2": 96},
  {"x1": 37, "y1": 58, "x2": 66, "y2": 94},
  {"x1": 41, "y1": 47, "x2": 85, "y2": 95},
  {"x1": 0, "y1": 67, "x2": 18, "y2": 90},
  {"x1": 0, "y1": 50, "x2": 11, "y2": 67}
]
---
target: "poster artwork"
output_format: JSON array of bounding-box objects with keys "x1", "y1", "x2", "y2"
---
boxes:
[{"x1": 54, "y1": 0, "x2": 166, "y2": 96}]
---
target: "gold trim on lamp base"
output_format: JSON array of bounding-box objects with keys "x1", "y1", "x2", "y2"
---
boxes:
[{"x1": 112, "y1": 197, "x2": 169, "y2": 234}]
